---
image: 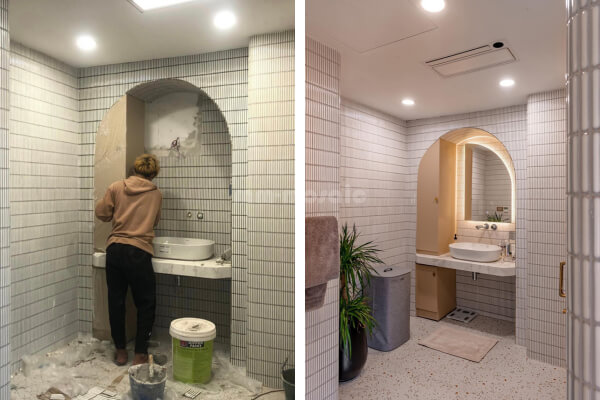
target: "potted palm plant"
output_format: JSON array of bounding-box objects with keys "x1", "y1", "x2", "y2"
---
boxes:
[{"x1": 339, "y1": 223, "x2": 383, "y2": 382}]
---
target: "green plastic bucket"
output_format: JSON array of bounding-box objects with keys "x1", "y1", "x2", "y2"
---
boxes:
[{"x1": 170, "y1": 318, "x2": 216, "y2": 384}]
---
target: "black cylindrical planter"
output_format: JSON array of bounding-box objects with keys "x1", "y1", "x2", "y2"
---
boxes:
[{"x1": 339, "y1": 325, "x2": 368, "y2": 382}]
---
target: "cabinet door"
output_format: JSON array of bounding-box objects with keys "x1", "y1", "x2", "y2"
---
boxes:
[
  {"x1": 416, "y1": 264, "x2": 438, "y2": 312},
  {"x1": 416, "y1": 141, "x2": 440, "y2": 254}
]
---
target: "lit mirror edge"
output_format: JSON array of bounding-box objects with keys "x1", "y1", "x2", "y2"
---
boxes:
[{"x1": 455, "y1": 132, "x2": 516, "y2": 225}]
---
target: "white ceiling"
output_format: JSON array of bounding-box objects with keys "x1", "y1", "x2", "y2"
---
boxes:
[
  {"x1": 9, "y1": 0, "x2": 294, "y2": 68},
  {"x1": 307, "y1": 0, "x2": 566, "y2": 120}
]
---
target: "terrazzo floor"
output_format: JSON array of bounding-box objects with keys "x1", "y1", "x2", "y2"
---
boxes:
[{"x1": 340, "y1": 316, "x2": 566, "y2": 400}]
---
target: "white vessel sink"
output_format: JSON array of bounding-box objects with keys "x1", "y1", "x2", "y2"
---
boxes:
[
  {"x1": 449, "y1": 242, "x2": 502, "y2": 263},
  {"x1": 153, "y1": 237, "x2": 215, "y2": 261}
]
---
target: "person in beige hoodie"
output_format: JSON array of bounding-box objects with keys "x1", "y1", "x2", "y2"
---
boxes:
[{"x1": 95, "y1": 154, "x2": 162, "y2": 366}]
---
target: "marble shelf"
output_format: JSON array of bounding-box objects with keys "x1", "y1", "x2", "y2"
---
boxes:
[
  {"x1": 92, "y1": 252, "x2": 231, "y2": 279},
  {"x1": 416, "y1": 252, "x2": 516, "y2": 277}
]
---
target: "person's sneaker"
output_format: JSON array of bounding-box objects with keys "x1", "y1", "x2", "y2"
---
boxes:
[
  {"x1": 132, "y1": 353, "x2": 149, "y2": 365},
  {"x1": 114, "y1": 348, "x2": 128, "y2": 366}
]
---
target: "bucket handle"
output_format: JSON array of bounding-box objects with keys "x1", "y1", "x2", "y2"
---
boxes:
[{"x1": 281, "y1": 354, "x2": 293, "y2": 372}]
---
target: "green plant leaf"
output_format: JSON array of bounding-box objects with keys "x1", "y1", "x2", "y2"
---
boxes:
[{"x1": 339, "y1": 223, "x2": 383, "y2": 356}]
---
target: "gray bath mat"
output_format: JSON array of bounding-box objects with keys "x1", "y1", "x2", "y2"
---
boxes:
[{"x1": 418, "y1": 326, "x2": 498, "y2": 362}]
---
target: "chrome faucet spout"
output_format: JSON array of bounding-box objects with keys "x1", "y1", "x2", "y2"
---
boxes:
[{"x1": 476, "y1": 223, "x2": 490, "y2": 230}]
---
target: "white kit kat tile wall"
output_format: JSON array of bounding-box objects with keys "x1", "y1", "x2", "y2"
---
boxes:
[
  {"x1": 340, "y1": 100, "x2": 409, "y2": 268},
  {"x1": 9, "y1": 42, "x2": 81, "y2": 371},
  {"x1": 526, "y1": 89, "x2": 567, "y2": 367},
  {"x1": 0, "y1": 0, "x2": 10, "y2": 396},
  {"x1": 306, "y1": 37, "x2": 340, "y2": 400},
  {"x1": 77, "y1": 48, "x2": 249, "y2": 362},
  {"x1": 566, "y1": 1, "x2": 600, "y2": 397},
  {"x1": 246, "y1": 30, "x2": 295, "y2": 389}
]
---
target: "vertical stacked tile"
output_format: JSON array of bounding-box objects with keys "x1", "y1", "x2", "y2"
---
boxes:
[
  {"x1": 0, "y1": 0, "x2": 9, "y2": 396},
  {"x1": 152, "y1": 94, "x2": 232, "y2": 258},
  {"x1": 305, "y1": 37, "x2": 340, "y2": 400},
  {"x1": 9, "y1": 42, "x2": 80, "y2": 370},
  {"x1": 566, "y1": 1, "x2": 600, "y2": 397},
  {"x1": 526, "y1": 90, "x2": 567, "y2": 366},
  {"x1": 149, "y1": 93, "x2": 233, "y2": 344},
  {"x1": 77, "y1": 49, "x2": 249, "y2": 361},
  {"x1": 483, "y1": 149, "x2": 513, "y2": 221},
  {"x1": 339, "y1": 100, "x2": 409, "y2": 267},
  {"x1": 407, "y1": 106, "x2": 528, "y2": 342},
  {"x1": 470, "y1": 147, "x2": 488, "y2": 219},
  {"x1": 247, "y1": 31, "x2": 294, "y2": 388}
]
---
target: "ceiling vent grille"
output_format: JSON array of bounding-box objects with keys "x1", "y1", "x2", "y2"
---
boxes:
[{"x1": 425, "y1": 41, "x2": 517, "y2": 77}]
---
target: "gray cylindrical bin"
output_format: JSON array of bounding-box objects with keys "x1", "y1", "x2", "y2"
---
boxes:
[{"x1": 365, "y1": 265, "x2": 411, "y2": 351}]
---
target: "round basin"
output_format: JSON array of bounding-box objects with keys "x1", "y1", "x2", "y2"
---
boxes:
[
  {"x1": 449, "y1": 242, "x2": 502, "y2": 263},
  {"x1": 153, "y1": 237, "x2": 215, "y2": 261}
]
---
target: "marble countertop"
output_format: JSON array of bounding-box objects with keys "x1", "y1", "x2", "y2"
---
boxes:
[
  {"x1": 416, "y1": 253, "x2": 516, "y2": 277},
  {"x1": 92, "y1": 252, "x2": 231, "y2": 279}
]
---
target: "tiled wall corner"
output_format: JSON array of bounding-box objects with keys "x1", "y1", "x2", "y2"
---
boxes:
[
  {"x1": 0, "y1": 0, "x2": 10, "y2": 396},
  {"x1": 305, "y1": 36, "x2": 340, "y2": 400},
  {"x1": 526, "y1": 89, "x2": 567, "y2": 367},
  {"x1": 247, "y1": 30, "x2": 295, "y2": 388},
  {"x1": 77, "y1": 48, "x2": 249, "y2": 362},
  {"x1": 407, "y1": 106, "x2": 528, "y2": 342},
  {"x1": 9, "y1": 41, "x2": 81, "y2": 371}
]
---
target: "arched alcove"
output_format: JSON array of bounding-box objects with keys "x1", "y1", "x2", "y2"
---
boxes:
[
  {"x1": 94, "y1": 78, "x2": 232, "y2": 255},
  {"x1": 93, "y1": 78, "x2": 233, "y2": 346},
  {"x1": 416, "y1": 127, "x2": 515, "y2": 254}
]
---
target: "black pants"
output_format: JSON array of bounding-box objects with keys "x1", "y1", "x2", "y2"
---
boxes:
[{"x1": 106, "y1": 243, "x2": 156, "y2": 354}]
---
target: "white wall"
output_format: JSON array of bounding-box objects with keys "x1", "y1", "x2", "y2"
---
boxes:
[
  {"x1": 0, "y1": 0, "x2": 11, "y2": 395},
  {"x1": 9, "y1": 42, "x2": 81, "y2": 371},
  {"x1": 526, "y1": 89, "x2": 567, "y2": 367},
  {"x1": 305, "y1": 36, "x2": 341, "y2": 400},
  {"x1": 246, "y1": 30, "x2": 295, "y2": 388}
]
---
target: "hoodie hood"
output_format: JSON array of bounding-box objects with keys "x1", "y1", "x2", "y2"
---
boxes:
[{"x1": 123, "y1": 175, "x2": 157, "y2": 195}]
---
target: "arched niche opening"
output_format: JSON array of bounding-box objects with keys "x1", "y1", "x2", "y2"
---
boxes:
[
  {"x1": 92, "y1": 79, "x2": 233, "y2": 345},
  {"x1": 416, "y1": 127, "x2": 516, "y2": 256},
  {"x1": 94, "y1": 79, "x2": 232, "y2": 256}
]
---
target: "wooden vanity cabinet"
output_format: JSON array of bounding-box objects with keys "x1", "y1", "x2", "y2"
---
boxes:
[{"x1": 415, "y1": 263, "x2": 456, "y2": 321}]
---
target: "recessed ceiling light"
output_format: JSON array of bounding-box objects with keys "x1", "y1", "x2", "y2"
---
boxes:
[
  {"x1": 76, "y1": 35, "x2": 97, "y2": 52},
  {"x1": 214, "y1": 10, "x2": 236, "y2": 29},
  {"x1": 499, "y1": 78, "x2": 515, "y2": 87},
  {"x1": 127, "y1": 0, "x2": 194, "y2": 12},
  {"x1": 421, "y1": 0, "x2": 445, "y2": 13},
  {"x1": 402, "y1": 98, "x2": 415, "y2": 106}
]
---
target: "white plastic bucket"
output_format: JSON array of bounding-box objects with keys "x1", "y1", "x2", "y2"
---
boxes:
[{"x1": 170, "y1": 318, "x2": 216, "y2": 384}]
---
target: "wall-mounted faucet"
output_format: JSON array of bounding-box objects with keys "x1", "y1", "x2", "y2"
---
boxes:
[
  {"x1": 475, "y1": 223, "x2": 498, "y2": 230},
  {"x1": 186, "y1": 211, "x2": 204, "y2": 220}
]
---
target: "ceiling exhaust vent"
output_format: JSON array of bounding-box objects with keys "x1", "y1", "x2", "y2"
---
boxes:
[{"x1": 425, "y1": 41, "x2": 517, "y2": 77}]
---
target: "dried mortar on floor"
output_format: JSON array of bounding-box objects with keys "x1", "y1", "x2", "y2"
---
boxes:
[{"x1": 10, "y1": 332, "x2": 265, "y2": 400}]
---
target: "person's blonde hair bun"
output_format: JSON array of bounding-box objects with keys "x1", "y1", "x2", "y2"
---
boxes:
[{"x1": 134, "y1": 154, "x2": 160, "y2": 179}]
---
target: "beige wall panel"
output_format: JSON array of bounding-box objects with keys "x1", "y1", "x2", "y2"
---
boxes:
[{"x1": 416, "y1": 140, "x2": 440, "y2": 254}]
